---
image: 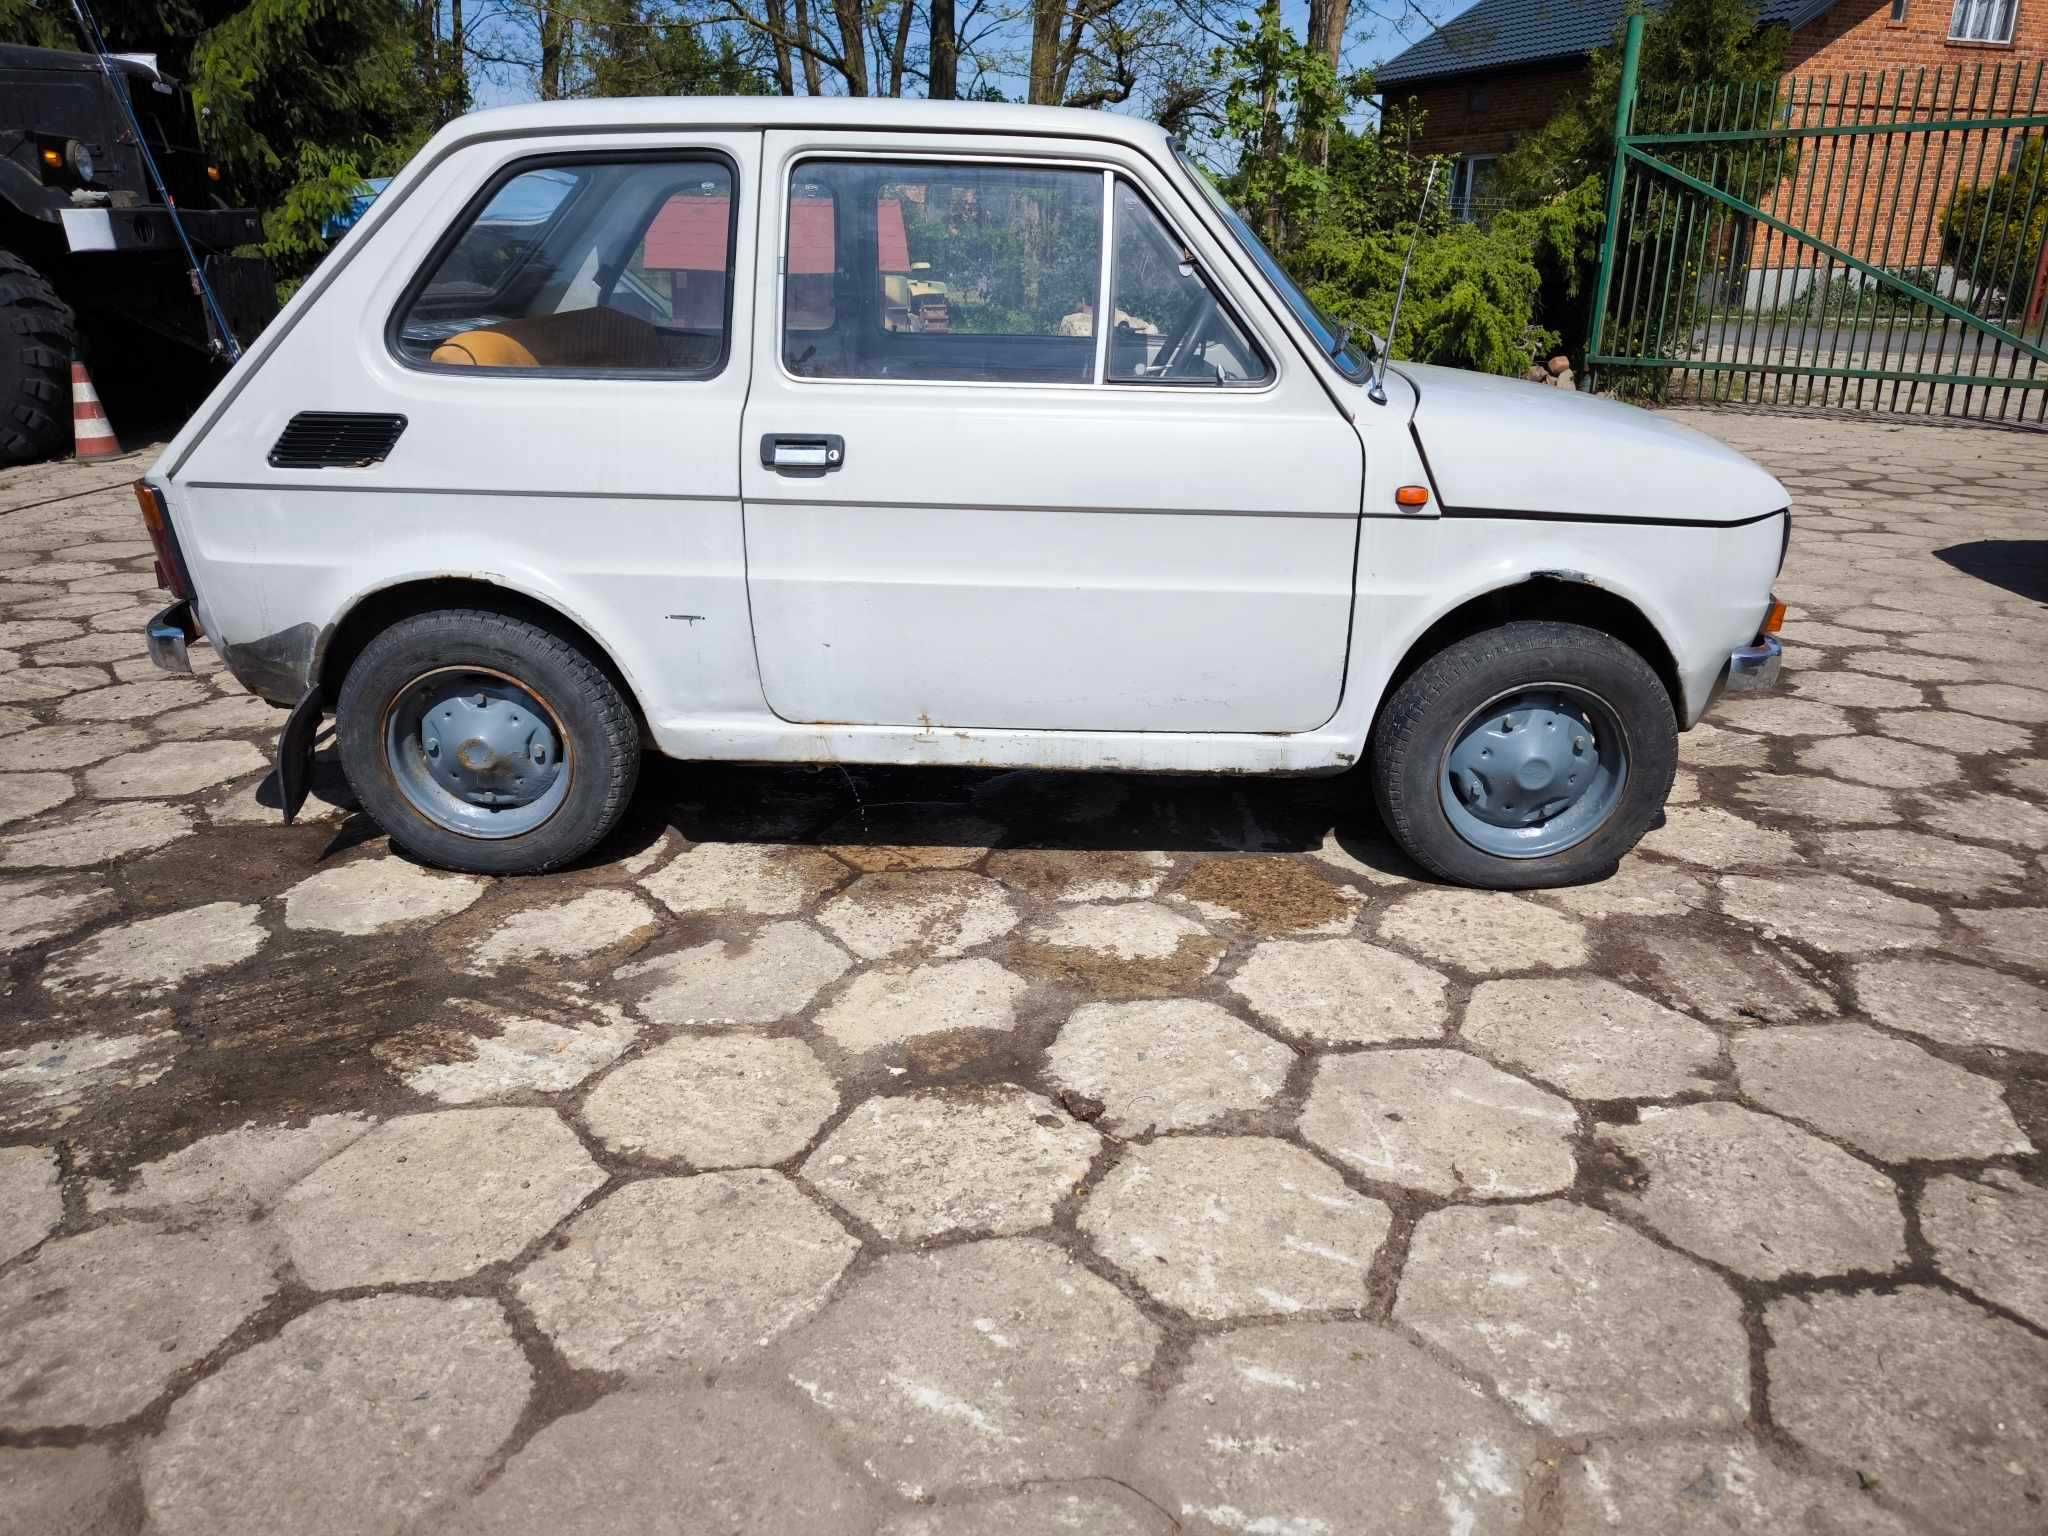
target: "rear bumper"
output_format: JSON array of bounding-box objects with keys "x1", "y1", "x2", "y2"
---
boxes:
[
  {"x1": 146, "y1": 598, "x2": 197, "y2": 674},
  {"x1": 1723, "y1": 633, "x2": 1783, "y2": 693},
  {"x1": 59, "y1": 205, "x2": 263, "y2": 254}
]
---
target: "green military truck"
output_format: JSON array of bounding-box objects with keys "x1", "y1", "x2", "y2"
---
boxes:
[{"x1": 1, "y1": 42, "x2": 276, "y2": 464}]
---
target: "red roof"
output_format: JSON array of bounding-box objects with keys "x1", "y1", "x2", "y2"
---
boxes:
[{"x1": 641, "y1": 194, "x2": 908, "y2": 274}]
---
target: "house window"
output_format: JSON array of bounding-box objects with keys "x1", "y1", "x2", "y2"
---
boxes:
[
  {"x1": 1467, "y1": 80, "x2": 1492, "y2": 113},
  {"x1": 1889, "y1": 0, "x2": 1909, "y2": 22},
  {"x1": 1450, "y1": 155, "x2": 1498, "y2": 222},
  {"x1": 1949, "y1": 0, "x2": 2016, "y2": 42}
]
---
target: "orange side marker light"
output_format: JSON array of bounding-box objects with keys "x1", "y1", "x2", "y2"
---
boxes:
[{"x1": 1395, "y1": 485, "x2": 1431, "y2": 509}]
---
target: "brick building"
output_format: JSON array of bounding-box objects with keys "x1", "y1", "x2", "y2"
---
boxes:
[{"x1": 1376, "y1": 0, "x2": 2047, "y2": 224}]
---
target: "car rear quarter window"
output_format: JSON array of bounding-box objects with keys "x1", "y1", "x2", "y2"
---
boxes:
[
  {"x1": 393, "y1": 155, "x2": 735, "y2": 377},
  {"x1": 782, "y1": 159, "x2": 1103, "y2": 385}
]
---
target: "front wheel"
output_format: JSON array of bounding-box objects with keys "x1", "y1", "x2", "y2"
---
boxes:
[
  {"x1": 1369, "y1": 621, "x2": 1678, "y2": 890},
  {"x1": 336, "y1": 609, "x2": 640, "y2": 874}
]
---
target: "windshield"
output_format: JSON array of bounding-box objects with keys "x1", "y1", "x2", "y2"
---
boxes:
[{"x1": 1176, "y1": 146, "x2": 1370, "y2": 380}]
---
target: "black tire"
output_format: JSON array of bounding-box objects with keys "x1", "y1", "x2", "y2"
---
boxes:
[
  {"x1": 336, "y1": 609, "x2": 640, "y2": 875},
  {"x1": 0, "y1": 248, "x2": 78, "y2": 467},
  {"x1": 1370, "y1": 620, "x2": 1678, "y2": 891}
]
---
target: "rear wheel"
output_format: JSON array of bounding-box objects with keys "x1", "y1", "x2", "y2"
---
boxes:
[
  {"x1": 336, "y1": 609, "x2": 639, "y2": 874},
  {"x1": 0, "y1": 248, "x2": 77, "y2": 467},
  {"x1": 1370, "y1": 621, "x2": 1677, "y2": 890}
]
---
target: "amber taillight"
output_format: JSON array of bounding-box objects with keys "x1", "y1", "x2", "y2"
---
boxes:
[{"x1": 134, "y1": 481, "x2": 192, "y2": 600}]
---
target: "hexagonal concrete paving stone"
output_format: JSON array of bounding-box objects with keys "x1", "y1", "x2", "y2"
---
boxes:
[
  {"x1": 141, "y1": 1295, "x2": 530, "y2": 1536},
  {"x1": 280, "y1": 856, "x2": 487, "y2": 936},
  {"x1": 1710, "y1": 695, "x2": 1857, "y2": 737},
  {"x1": 1876, "y1": 709, "x2": 2035, "y2": 757},
  {"x1": 1395, "y1": 1201, "x2": 1749, "y2": 1434},
  {"x1": 876, "y1": 1480, "x2": 1175, "y2": 1535},
  {"x1": 1300, "y1": 1049, "x2": 1576, "y2": 1199},
  {"x1": 464, "y1": 888, "x2": 660, "y2": 973},
  {"x1": 1920, "y1": 1171, "x2": 2048, "y2": 1331},
  {"x1": 0, "y1": 1144, "x2": 62, "y2": 1266},
  {"x1": 0, "y1": 721, "x2": 144, "y2": 771},
  {"x1": 386, "y1": 998, "x2": 638, "y2": 1105},
  {"x1": 1638, "y1": 806, "x2": 1796, "y2": 870},
  {"x1": 1717, "y1": 874, "x2": 1941, "y2": 955},
  {"x1": 1955, "y1": 906, "x2": 2048, "y2": 972},
  {"x1": 802, "y1": 1086, "x2": 1098, "y2": 1240},
  {"x1": 0, "y1": 1023, "x2": 181, "y2": 1134},
  {"x1": 782, "y1": 1236, "x2": 1158, "y2": 1491},
  {"x1": 1556, "y1": 1435, "x2": 1922, "y2": 1536},
  {"x1": 820, "y1": 805, "x2": 1003, "y2": 870},
  {"x1": 0, "y1": 771, "x2": 74, "y2": 828},
  {"x1": 1786, "y1": 670, "x2": 1926, "y2": 710},
  {"x1": 1732, "y1": 1023, "x2": 2032, "y2": 1163},
  {"x1": 0, "y1": 799, "x2": 195, "y2": 869},
  {"x1": 0, "y1": 875, "x2": 118, "y2": 953},
  {"x1": 274, "y1": 1107, "x2": 605, "y2": 1288},
  {"x1": 1045, "y1": 999, "x2": 1293, "y2": 1137},
  {"x1": 1011, "y1": 901, "x2": 1226, "y2": 996},
  {"x1": 1794, "y1": 735, "x2": 1959, "y2": 790},
  {"x1": 1134, "y1": 1321, "x2": 1542, "y2": 1536},
  {"x1": 54, "y1": 681, "x2": 211, "y2": 725},
  {"x1": 149, "y1": 693, "x2": 280, "y2": 742},
  {"x1": 1620, "y1": 931, "x2": 1837, "y2": 1025},
  {"x1": 1462, "y1": 977, "x2": 1721, "y2": 1101},
  {"x1": 815, "y1": 871, "x2": 1019, "y2": 960},
  {"x1": 83, "y1": 739, "x2": 267, "y2": 799},
  {"x1": 984, "y1": 847, "x2": 1171, "y2": 903},
  {"x1": 623, "y1": 920, "x2": 852, "y2": 1026},
  {"x1": 85, "y1": 1113, "x2": 374, "y2": 1219},
  {"x1": 516, "y1": 1171, "x2": 856, "y2": 1378},
  {"x1": 42, "y1": 901, "x2": 266, "y2": 998},
  {"x1": 1376, "y1": 890, "x2": 1589, "y2": 974},
  {"x1": 1940, "y1": 681, "x2": 2048, "y2": 723},
  {"x1": 440, "y1": 1386, "x2": 880, "y2": 1536},
  {"x1": 0, "y1": 1221, "x2": 278, "y2": 1429},
  {"x1": 1546, "y1": 859, "x2": 1709, "y2": 918},
  {"x1": 1767, "y1": 1287, "x2": 2048, "y2": 1536},
  {"x1": 0, "y1": 1445, "x2": 140, "y2": 1536},
  {"x1": 639, "y1": 840, "x2": 848, "y2": 917},
  {"x1": 1914, "y1": 789, "x2": 2048, "y2": 850},
  {"x1": 1225, "y1": 938, "x2": 1449, "y2": 1044},
  {"x1": 1079, "y1": 1136, "x2": 1389, "y2": 1319},
  {"x1": 1734, "y1": 773, "x2": 1900, "y2": 827},
  {"x1": 1816, "y1": 828, "x2": 2026, "y2": 898},
  {"x1": 1996, "y1": 757, "x2": 2048, "y2": 798},
  {"x1": 1853, "y1": 955, "x2": 2048, "y2": 1054},
  {"x1": 1602, "y1": 1101, "x2": 1905, "y2": 1280},
  {"x1": 815, "y1": 957, "x2": 1028, "y2": 1056},
  {"x1": 581, "y1": 1035, "x2": 838, "y2": 1169},
  {"x1": 1678, "y1": 722, "x2": 1769, "y2": 768}
]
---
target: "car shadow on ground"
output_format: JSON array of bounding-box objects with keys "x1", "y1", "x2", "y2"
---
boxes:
[{"x1": 1934, "y1": 539, "x2": 2048, "y2": 604}]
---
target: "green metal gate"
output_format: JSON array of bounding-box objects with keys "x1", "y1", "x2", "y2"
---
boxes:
[{"x1": 1588, "y1": 12, "x2": 2048, "y2": 423}]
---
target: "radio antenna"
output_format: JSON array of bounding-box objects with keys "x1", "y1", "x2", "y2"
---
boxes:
[
  {"x1": 1369, "y1": 159, "x2": 1439, "y2": 407},
  {"x1": 65, "y1": 0, "x2": 243, "y2": 362}
]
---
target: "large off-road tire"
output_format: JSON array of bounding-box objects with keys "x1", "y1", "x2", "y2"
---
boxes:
[
  {"x1": 0, "y1": 248, "x2": 78, "y2": 467},
  {"x1": 1370, "y1": 620, "x2": 1678, "y2": 891},
  {"x1": 337, "y1": 608, "x2": 640, "y2": 875}
]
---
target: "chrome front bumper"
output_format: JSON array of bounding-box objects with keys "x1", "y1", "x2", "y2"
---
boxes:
[
  {"x1": 1724, "y1": 633, "x2": 1783, "y2": 693},
  {"x1": 146, "y1": 599, "x2": 196, "y2": 674}
]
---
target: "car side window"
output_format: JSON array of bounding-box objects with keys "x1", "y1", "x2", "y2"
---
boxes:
[
  {"x1": 395, "y1": 157, "x2": 735, "y2": 376},
  {"x1": 782, "y1": 160, "x2": 1103, "y2": 384},
  {"x1": 1106, "y1": 180, "x2": 1270, "y2": 386}
]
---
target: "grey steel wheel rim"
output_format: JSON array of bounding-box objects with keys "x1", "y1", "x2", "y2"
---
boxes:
[
  {"x1": 1440, "y1": 683, "x2": 1629, "y2": 860},
  {"x1": 383, "y1": 667, "x2": 571, "y2": 839}
]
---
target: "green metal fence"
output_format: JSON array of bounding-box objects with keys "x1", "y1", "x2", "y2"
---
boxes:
[{"x1": 1588, "y1": 12, "x2": 2048, "y2": 423}]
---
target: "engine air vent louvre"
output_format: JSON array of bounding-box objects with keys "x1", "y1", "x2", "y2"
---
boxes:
[{"x1": 268, "y1": 412, "x2": 407, "y2": 470}]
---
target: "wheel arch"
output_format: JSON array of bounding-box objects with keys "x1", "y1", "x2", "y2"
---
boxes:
[
  {"x1": 316, "y1": 575, "x2": 651, "y2": 738},
  {"x1": 1375, "y1": 574, "x2": 1686, "y2": 730}
]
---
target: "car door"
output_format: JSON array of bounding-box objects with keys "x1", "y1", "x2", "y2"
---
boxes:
[{"x1": 739, "y1": 130, "x2": 1364, "y2": 735}]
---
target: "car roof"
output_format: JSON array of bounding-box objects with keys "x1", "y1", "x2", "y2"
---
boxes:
[{"x1": 441, "y1": 96, "x2": 1175, "y2": 154}]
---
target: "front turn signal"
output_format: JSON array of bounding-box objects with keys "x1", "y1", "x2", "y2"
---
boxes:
[{"x1": 1761, "y1": 597, "x2": 1787, "y2": 636}]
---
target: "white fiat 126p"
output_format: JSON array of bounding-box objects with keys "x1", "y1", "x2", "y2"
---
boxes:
[{"x1": 136, "y1": 98, "x2": 1788, "y2": 890}]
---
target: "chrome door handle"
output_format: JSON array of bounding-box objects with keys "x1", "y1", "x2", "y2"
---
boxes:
[{"x1": 761, "y1": 433, "x2": 845, "y2": 472}]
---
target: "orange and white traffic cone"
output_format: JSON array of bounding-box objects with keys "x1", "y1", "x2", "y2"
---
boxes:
[{"x1": 70, "y1": 360, "x2": 121, "y2": 460}]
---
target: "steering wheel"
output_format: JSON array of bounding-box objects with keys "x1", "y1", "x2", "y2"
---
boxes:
[{"x1": 1159, "y1": 293, "x2": 1221, "y2": 380}]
